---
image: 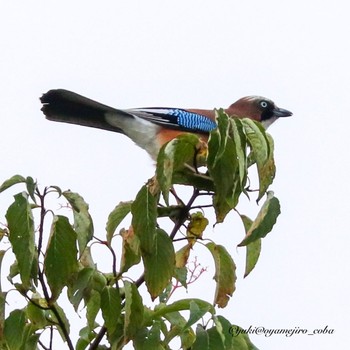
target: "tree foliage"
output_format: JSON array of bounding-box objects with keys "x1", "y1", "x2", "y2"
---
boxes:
[{"x1": 0, "y1": 110, "x2": 280, "y2": 349}]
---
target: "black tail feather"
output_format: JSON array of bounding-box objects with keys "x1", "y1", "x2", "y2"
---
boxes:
[{"x1": 40, "y1": 89, "x2": 125, "y2": 133}]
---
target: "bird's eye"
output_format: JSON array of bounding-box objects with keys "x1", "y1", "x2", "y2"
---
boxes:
[{"x1": 260, "y1": 101, "x2": 268, "y2": 108}]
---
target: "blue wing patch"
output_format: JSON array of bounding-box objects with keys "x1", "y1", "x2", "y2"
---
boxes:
[
  {"x1": 127, "y1": 107, "x2": 217, "y2": 133},
  {"x1": 166, "y1": 109, "x2": 217, "y2": 132}
]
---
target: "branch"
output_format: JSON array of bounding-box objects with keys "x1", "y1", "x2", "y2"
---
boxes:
[
  {"x1": 169, "y1": 188, "x2": 199, "y2": 240},
  {"x1": 36, "y1": 188, "x2": 75, "y2": 350}
]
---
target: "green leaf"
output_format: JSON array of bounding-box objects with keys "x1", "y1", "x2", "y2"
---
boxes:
[
  {"x1": 172, "y1": 169, "x2": 215, "y2": 192},
  {"x1": 0, "y1": 292, "x2": 7, "y2": 348},
  {"x1": 230, "y1": 119, "x2": 247, "y2": 187},
  {"x1": 152, "y1": 301, "x2": 207, "y2": 344},
  {"x1": 257, "y1": 133, "x2": 276, "y2": 201},
  {"x1": 229, "y1": 325, "x2": 260, "y2": 350},
  {"x1": 6, "y1": 192, "x2": 35, "y2": 289},
  {"x1": 214, "y1": 315, "x2": 260, "y2": 350},
  {"x1": 134, "y1": 321, "x2": 165, "y2": 350},
  {"x1": 91, "y1": 270, "x2": 107, "y2": 292},
  {"x1": 49, "y1": 185, "x2": 62, "y2": 197},
  {"x1": 242, "y1": 119, "x2": 275, "y2": 201},
  {"x1": 239, "y1": 216, "x2": 262, "y2": 278},
  {"x1": 76, "y1": 337, "x2": 89, "y2": 350},
  {"x1": 107, "y1": 321, "x2": 125, "y2": 349},
  {"x1": 0, "y1": 251, "x2": 6, "y2": 291},
  {"x1": 0, "y1": 175, "x2": 25, "y2": 193},
  {"x1": 101, "y1": 286, "x2": 121, "y2": 337},
  {"x1": 161, "y1": 310, "x2": 196, "y2": 348},
  {"x1": 77, "y1": 325, "x2": 97, "y2": 349},
  {"x1": 154, "y1": 299, "x2": 215, "y2": 319},
  {"x1": 173, "y1": 266, "x2": 187, "y2": 288},
  {"x1": 245, "y1": 239, "x2": 261, "y2": 278},
  {"x1": 131, "y1": 185, "x2": 157, "y2": 254},
  {"x1": 21, "y1": 331, "x2": 40, "y2": 350},
  {"x1": 156, "y1": 133, "x2": 200, "y2": 204},
  {"x1": 147, "y1": 321, "x2": 163, "y2": 347},
  {"x1": 184, "y1": 300, "x2": 211, "y2": 329},
  {"x1": 211, "y1": 109, "x2": 230, "y2": 164},
  {"x1": 124, "y1": 281, "x2": 144, "y2": 339},
  {"x1": 206, "y1": 243, "x2": 236, "y2": 308},
  {"x1": 162, "y1": 310, "x2": 186, "y2": 329},
  {"x1": 69, "y1": 267, "x2": 95, "y2": 311},
  {"x1": 86, "y1": 289, "x2": 101, "y2": 331},
  {"x1": 25, "y1": 177, "x2": 36, "y2": 203},
  {"x1": 106, "y1": 201, "x2": 132, "y2": 245},
  {"x1": 120, "y1": 228, "x2": 141, "y2": 273},
  {"x1": 7, "y1": 260, "x2": 19, "y2": 283},
  {"x1": 47, "y1": 302, "x2": 70, "y2": 342},
  {"x1": 4, "y1": 309, "x2": 26, "y2": 350},
  {"x1": 207, "y1": 325, "x2": 225, "y2": 350},
  {"x1": 143, "y1": 228, "x2": 175, "y2": 300},
  {"x1": 238, "y1": 192, "x2": 281, "y2": 247},
  {"x1": 180, "y1": 327, "x2": 196, "y2": 349},
  {"x1": 26, "y1": 299, "x2": 47, "y2": 330},
  {"x1": 44, "y1": 215, "x2": 78, "y2": 300},
  {"x1": 213, "y1": 316, "x2": 234, "y2": 350},
  {"x1": 192, "y1": 325, "x2": 209, "y2": 350},
  {"x1": 63, "y1": 191, "x2": 94, "y2": 256},
  {"x1": 207, "y1": 110, "x2": 242, "y2": 222}
]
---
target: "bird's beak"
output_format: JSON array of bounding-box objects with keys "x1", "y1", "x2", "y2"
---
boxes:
[{"x1": 273, "y1": 107, "x2": 293, "y2": 118}]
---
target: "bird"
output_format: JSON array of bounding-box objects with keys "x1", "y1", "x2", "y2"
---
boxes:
[{"x1": 40, "y1": 89, "x2": 292, "y2": 160}]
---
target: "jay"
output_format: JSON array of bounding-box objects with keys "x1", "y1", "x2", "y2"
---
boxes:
[{"x1": 41, "y1": 89, "x2": 292, "y2": 160}]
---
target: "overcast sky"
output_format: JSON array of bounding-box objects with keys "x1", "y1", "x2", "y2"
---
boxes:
[{"x1": 1, "y1": 1, "x2": 349, "y2": 349}]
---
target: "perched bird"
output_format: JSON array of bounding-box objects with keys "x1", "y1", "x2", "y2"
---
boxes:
[{"x1": 40, "y1": 89, "x2": 292, "y2": 159}]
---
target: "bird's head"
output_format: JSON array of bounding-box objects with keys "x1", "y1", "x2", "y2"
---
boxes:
[{"x1": 227, "y1": 96, "x2": 292, "y2": 129}]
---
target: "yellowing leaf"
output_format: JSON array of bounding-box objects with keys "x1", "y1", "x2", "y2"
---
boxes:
[
  {"x1": 175, "y1": 244, "x2": 191, "y2": 268},
  {"x1": 156, "y1": 134, "x2": 201, "y2": 204},
  {"x1": 206, "y1": 243, "x2": 236, "y2": 308},
  {"x1": 120, "y1": 227, "x2": 141, "y2": 273},
  {"x1": 187, "y1": 212, "x2": 209, "y2": 240}
]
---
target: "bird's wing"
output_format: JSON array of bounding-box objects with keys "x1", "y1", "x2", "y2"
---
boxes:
[{"x1": 125, "y1": 108, "x2": 217, "y2": 133}]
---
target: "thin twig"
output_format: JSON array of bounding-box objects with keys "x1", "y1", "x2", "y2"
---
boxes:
[
  {"x1": 36, "y1": 189, "x2": 75, "y2": 350},
  {"x1": 38, "y1": 339, "x2": 50, "y2": 350},
  {"x1": 169, "y1": 188, "x2": 199, "y2": 240},
  {"x1": 88, "y1": 326, "x2": 107, "y2": 350}
]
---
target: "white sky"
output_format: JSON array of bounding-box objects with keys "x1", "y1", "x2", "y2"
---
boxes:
[{"x1": 1, "y1": 1, "x2": 349, "y2": 349}]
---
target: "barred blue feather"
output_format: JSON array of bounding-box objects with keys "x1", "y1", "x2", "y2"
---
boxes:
[{"x1": 166, "y1": 109, "x2": 217, "y2": 132}]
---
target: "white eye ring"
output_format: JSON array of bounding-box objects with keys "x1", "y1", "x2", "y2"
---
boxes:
[{"x1": 260, "y1": 101, "x2": 268, "y2": 108}]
